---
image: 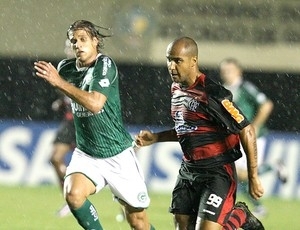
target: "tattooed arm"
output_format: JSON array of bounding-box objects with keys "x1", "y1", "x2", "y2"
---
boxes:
[{"x1": 239, "y1": 124, "x2": 264, "y2": 200}]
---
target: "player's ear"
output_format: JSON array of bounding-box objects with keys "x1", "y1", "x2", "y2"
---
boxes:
[
  {"x1": 191, "y1": 56, "x2": 197, "y2": 67},
  {"x1": 92, "y1": 37, "x2": 98, "y2": 48}
]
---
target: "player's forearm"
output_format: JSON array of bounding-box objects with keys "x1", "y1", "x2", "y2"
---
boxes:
[
  {"x1": 239, "y1": 124, "x2": 259, "y2": 178},
  {"x1": 252, "y1": 100, "x2": 273, "y2": 128},
  {"x1": 56, "y1": 79, "x2": 106, "y2": 114},
  {"x1": 156, "y1": 129, "x2": 178, "y2": 142}
]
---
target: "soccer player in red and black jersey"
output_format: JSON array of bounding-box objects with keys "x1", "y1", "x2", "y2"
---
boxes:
[{"x1": 136, "y1": 37, "x2": 265, "y2": 230}]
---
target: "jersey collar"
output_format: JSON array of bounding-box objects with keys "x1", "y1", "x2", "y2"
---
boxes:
[{"x1": 76, "y1": 53, "x2": 102, "y2": 71}]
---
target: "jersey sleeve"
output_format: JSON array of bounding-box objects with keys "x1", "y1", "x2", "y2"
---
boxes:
[
  {"x1": 243, "y1": 81, "x2": 268, "y2": 105},
  {"x1": 57, "y1": 59, "x2": 67, "y2": 73},
  {"x1": 57, "y1": 58, "x2": 76, "y2": 82},
  {"x1": 204, "y1": 77, "x2": 250, "y2": 134},
  {"x1": 89, "y1": 56, "x2": 117, "y2": 97}
]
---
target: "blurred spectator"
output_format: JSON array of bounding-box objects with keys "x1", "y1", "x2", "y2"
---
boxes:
[{"x1": 220, "y1": 57, "x2": 287, "y2": 217}]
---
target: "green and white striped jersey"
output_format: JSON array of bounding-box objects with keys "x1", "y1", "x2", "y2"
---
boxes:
[{"x1": 58, "y1": 55, "x2": 133, "y2": 158}]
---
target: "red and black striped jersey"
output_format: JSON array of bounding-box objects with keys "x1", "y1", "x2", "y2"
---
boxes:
[{"x1": 171, "y1": 74, "x2": 250, "y2": 165}]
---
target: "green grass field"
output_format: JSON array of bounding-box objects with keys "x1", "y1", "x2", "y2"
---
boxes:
[{"x1": 0, "y1": 186, "x2": 299, "y2": 229}]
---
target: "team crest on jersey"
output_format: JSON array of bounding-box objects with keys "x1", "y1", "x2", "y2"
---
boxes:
[
  {"x1": 221, "y1": 99, "x2": 244, "y2": 123},
  {"x1": 137, "y1": 192, "x2": 147, "y2": 203},
  {"x1": 188, "y1": 98, "x2": 200, "y2": 112}
]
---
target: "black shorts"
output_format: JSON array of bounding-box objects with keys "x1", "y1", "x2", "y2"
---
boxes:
[
  {"x1": 53, "y1": 120, "x2": 76, "y2": 146},
  {"x1": 169, "y1": 161, "x2": 237, "y2": 225}
]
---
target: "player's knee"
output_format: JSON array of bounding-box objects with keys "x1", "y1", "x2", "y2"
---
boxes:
[
  {"x1": 50, "y1": 154, "x2": 60, "y2": 166},
  {"x1": 127, "y1": 217, "x2": 146, "y2": 230},
  {"x1": 174, "y1": 214, "x2": 185, "y2": 224},
  {"x1": 64, "y1": 173, "x2": 96, "y2": 209},
  {"x1": 174, "y1": 214, "x2": 190, "y2": 228},
  {"x1": 65, "y1": 187, "x2": 86, "y2": 209},
  {"x1": 127, "y1": 218, "x2": 145, "y2": 230}
]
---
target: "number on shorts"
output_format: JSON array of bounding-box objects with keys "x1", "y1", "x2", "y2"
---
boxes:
[{"x1": 206, "y1": 194, "x2": 223, "y2": 208}]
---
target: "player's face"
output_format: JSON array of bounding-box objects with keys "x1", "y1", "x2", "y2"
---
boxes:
[
  {"x1": 69, "y1": 29, "x2": 98, "y2": 66},
  {"x1": 220, "y1": 62, "x2": 242, "y2": 85},
  {"x1": 166, "y1": 43, "x2": 195, "y2": 85}
]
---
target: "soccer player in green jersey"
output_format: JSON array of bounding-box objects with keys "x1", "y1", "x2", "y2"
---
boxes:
[
  {"x1": 220, "y1": 58, "x2": 287, "y2": 217},
  {"x1": 34, "y1": 20, "x2": 155, "y2": 230}
]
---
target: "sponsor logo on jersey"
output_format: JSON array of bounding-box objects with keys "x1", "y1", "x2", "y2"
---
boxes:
[
  {"x1": 221, "y1": 99, "x2": 244, "y2": 123},
  {"x1": 174, "y1": 111, "x2": 197, "y2": 134},
  {"x1": 71, "y1": 102, "x2": 92, "y2": 117},
  {"x1": 71, "y1": 101, "x2": 86, "y2": 112},
  {"x1": 99, "y1": 78, "x2": 110, "y2": 87},
  {"x1": 89, "y1": 205, "x2": 99, "y2": 221},
  {"x1": 102, "y1": 57, "x2": 112, "y2": 76},
  {"x1": 71, "y1": 102, "x2": 104, "y2": 117}
]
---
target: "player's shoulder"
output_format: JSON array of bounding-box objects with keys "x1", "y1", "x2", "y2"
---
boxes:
[
  {"x1": 203, "y1": 74, "x2": 219, "y2": 88},
  {"x1": 171, "y1": 82, "x2": 182, "y2": 93},
  {"x1": 204, "y1": 75, "x2": 232, "y2": 100},
  {"x1": 57, "y1": 58, "x2": 76, "y2": 73},
  {"x1": 93, "y1": 54, "x2": 119, "y2": 86},
  {"x1": 95, "y1": 54, "x2": 117, "y2": 69}
]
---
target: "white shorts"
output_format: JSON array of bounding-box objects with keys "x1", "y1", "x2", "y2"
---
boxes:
[
  {"x1": 235, "y1": 137, "x2": 266, "y2": 171},
  {"x1": 65, "y1": 147, "x2": 150, "y2": 209}
]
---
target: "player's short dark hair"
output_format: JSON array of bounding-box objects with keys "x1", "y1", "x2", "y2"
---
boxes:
[
  {"x1": 67, "y1": 20, "x2": 112, "y2": 52},
  {"x1": 220, "y1": 57, "x2": 243, "y2": 71},
  {"x1": 173, "y1": 37, "x2": 198, "y2": 57}
]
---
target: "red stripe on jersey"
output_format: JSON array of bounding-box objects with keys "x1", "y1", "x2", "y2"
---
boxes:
[
  {"x1": 171, "y1": 74, "x2": 241, "y2": 162},
  {"x1": 182, "y1": 134, "x2": 240, "y2": 161}
]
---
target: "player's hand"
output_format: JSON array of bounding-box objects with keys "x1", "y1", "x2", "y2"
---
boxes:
[
  {"x1": 248, "y1": 176, "x2": 264, "y2": 200},
  {"x1": 135, "y1": 130, "x2": 158, "y2": 147},
  {"x1": 34, "y1": 61, "x2": 62, "y2": 87}
]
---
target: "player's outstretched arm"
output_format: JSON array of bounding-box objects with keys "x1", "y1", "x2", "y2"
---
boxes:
[
  {"x1": 239, "y1": 124, "x2": 264, "y2": 200},
  {"x1": 135, "y1": 129, "x2": 177, "y2": 147},
  {"x1": 34, "y1": 61, "x2": 106, "y2": 114}
]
